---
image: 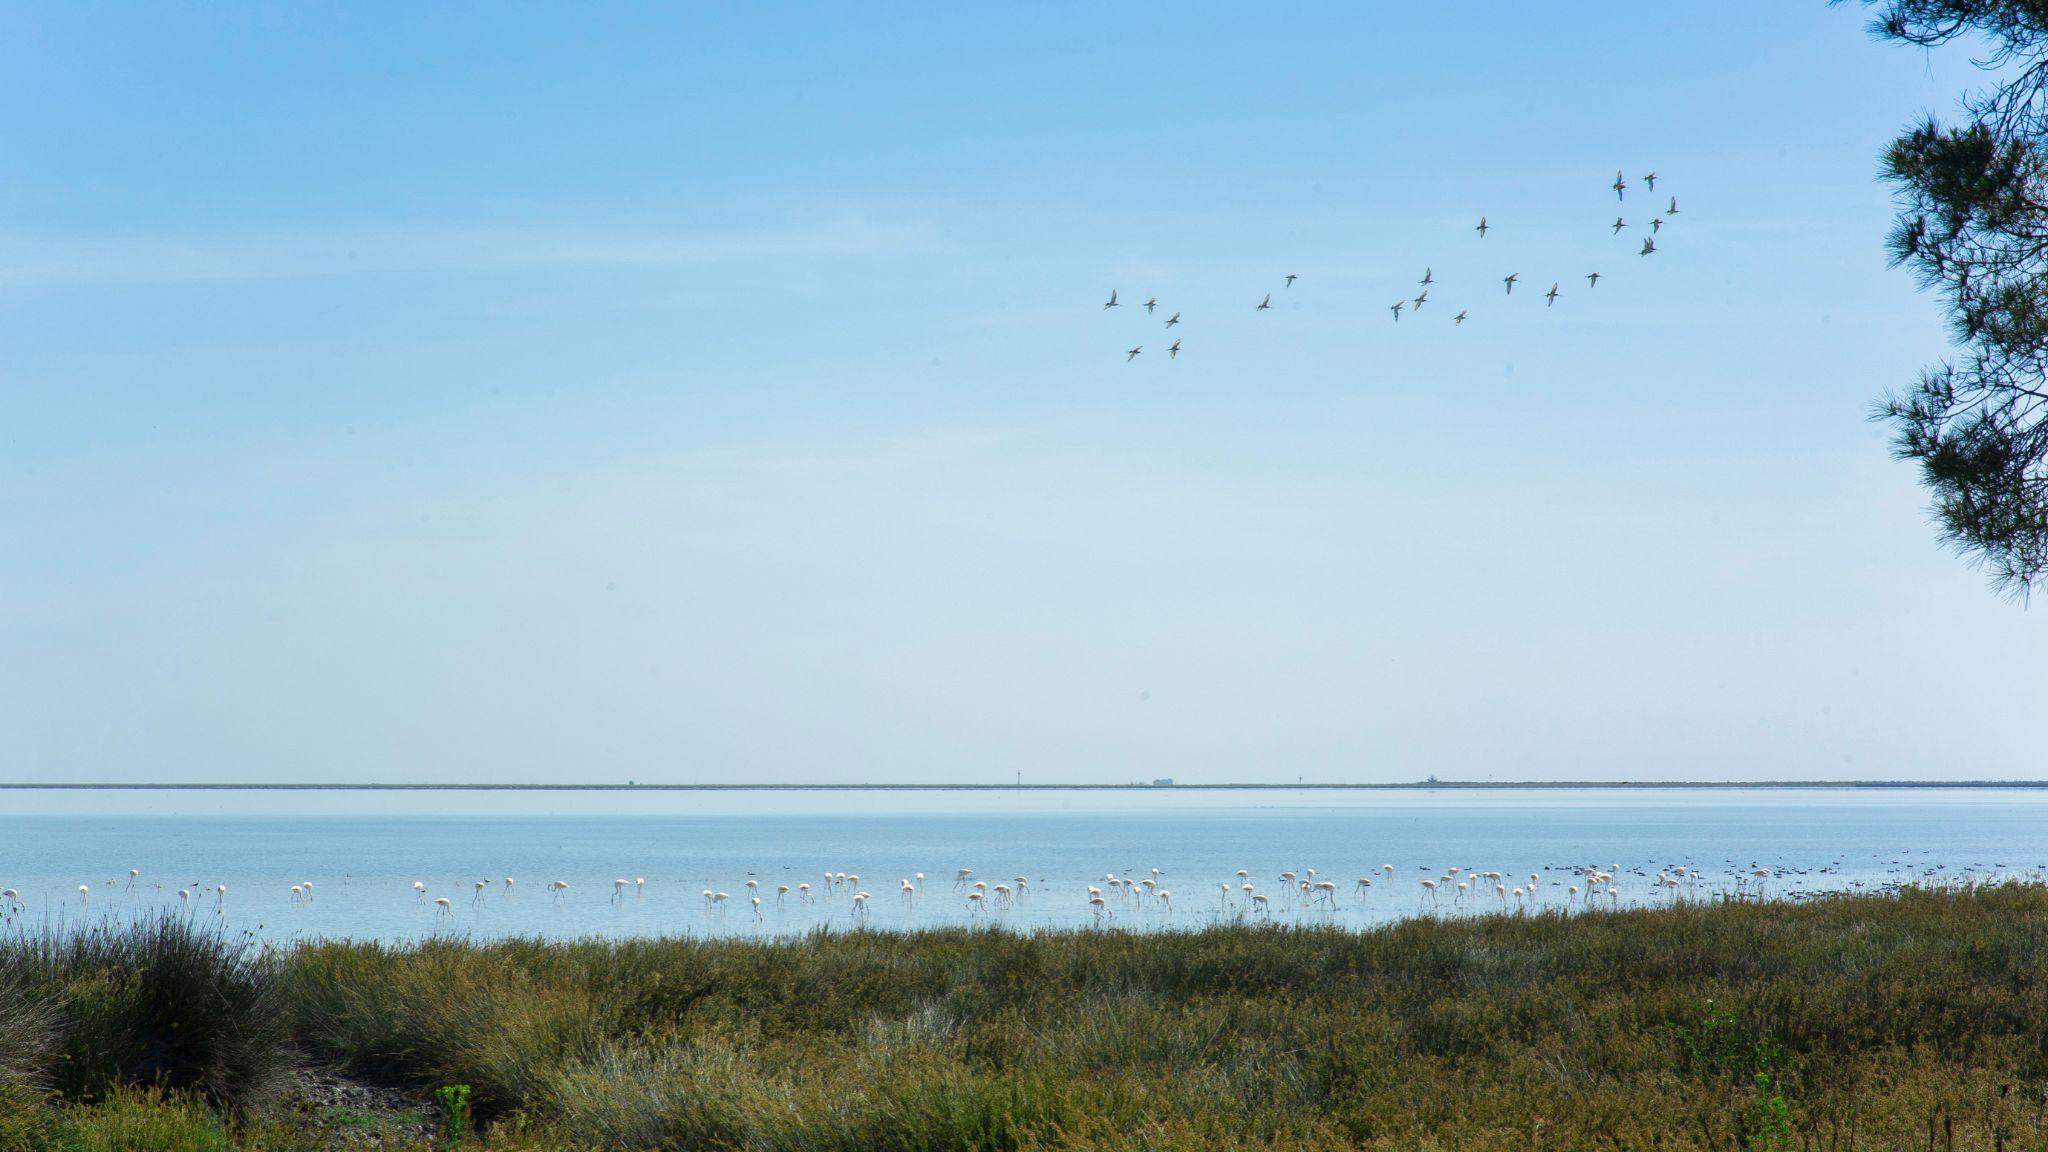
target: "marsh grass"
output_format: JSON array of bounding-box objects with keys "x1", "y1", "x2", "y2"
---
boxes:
[
  {"x1": 5, "y1": 886, "x2": 2048, "y2": 1149},
  {"x1": 0, "y1": 916, "x2": 290, "y2": 1116}
]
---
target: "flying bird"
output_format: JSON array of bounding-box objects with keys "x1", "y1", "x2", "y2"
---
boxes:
[
  {"x1": 1586, "y1": 272, "x2": 1601, "y2": 287},
  {"x1": 1256, "y1": 294, "x2": 1271, "y2": 311},
  {"x1": 1545, "y1": 283, "x2": 1560, "y2": 306},
  {"x1": 1453, "y1": 310, "x2": 1468, "y2": 325},
  {"x1": 1503, "y1": 273, "x2": 1520, "y2": 294},
  {"x1": 1640, "y1": 237, "x2": 1657, "y2": 256},
  {"x1": 1667, "y1": 196, "x2": 1679, "y2": 215},
  {"x1": 1126, "y1": 345, "x2": 1142, "y2": 361},
  {"x1": 1475, "y1": 216, "x2": 1489, "y2": 238},
  {"x1": 1390, "y1": 301, "x2": 1404, "y2": 321},
  {"x1": 1145, "y1": 297, "x2": 1157, "y2": 314},
  {"x1": 1651, "y1": 217, "x2": 1663, "y2": 233},
  {"x1": 1412, "y1": 289, "x2": 1428, "y2": 310},
  {"x1": 1612, "y1": 170, "x2": 1627, "y2": 200},
  {"x1": 1168, "y1": 338, "x2": 1181, "y2": 359},
  {"x1": 1612, "y1": 217, "x2": 1628, "y2": 234},
  {"x1": 1644, "y1": 172, "x2": 1658, "y2": 192},
  {"x1": 1420, "y1": 268, "x2": 1434, "y2": 287},
  {"x1": 1285, "y1": 273, "x2": 1298, "y2": 287},
  {"x1": 1164, "y1": 312, "x2": 1180, "y2": 329},
  {"x1": 1103, "y1": 290, "x2": 1119, "y2": 310}
]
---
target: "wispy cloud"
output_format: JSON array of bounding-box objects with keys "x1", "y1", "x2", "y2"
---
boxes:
[{"x1": 0, "y1": 217, "x2": 932, "y2": 288}]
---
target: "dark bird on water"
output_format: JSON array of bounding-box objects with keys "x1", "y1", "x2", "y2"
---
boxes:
[
  {"x1": 1503, "y1": 272, "x2": 1520, "y2": 294},
  {"x1": 1256, "y1": 294, "x2": 1271, "y2": 311},
  {"x1": 1126, "y1": 345, "x2": 1142, "y2": 361},
  {"x1": 1103, "y1": 290, "x2": 1119, "y2": 310}
]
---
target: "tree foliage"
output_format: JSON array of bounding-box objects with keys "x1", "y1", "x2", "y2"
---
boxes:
[{"x1": 1851, "y1": 1, "x2": 2048, "y2": 596}]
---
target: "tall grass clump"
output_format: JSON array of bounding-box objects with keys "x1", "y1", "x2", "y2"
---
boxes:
[
  {"x1": 0, "y1": 915, "x2": 290, "y2": 1116},
  {"x1": 283, "y1": 937, "x2": 603, "y2": 1117}
]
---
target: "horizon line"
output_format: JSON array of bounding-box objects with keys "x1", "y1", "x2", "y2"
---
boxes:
[{"x1": 2, "y1": 780, "x2": 2046, "y2": 791}]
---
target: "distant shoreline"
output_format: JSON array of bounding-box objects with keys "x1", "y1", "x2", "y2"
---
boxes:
[{"x1": 1, "y1": 780, "x2": 2046, "y2": 791}]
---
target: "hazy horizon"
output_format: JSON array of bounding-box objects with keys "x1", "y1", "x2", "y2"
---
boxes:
[{"x1": 4, "y1": 4, "x2": 2043, "y2": 786}]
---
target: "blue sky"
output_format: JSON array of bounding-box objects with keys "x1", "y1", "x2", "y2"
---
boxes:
[{"x1": 1, "y1": 3, "x2": 2040, "y2": 784}]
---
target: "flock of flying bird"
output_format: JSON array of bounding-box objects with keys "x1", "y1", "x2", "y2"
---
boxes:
[
  {"x1": 1105, "y1": 168, "x2": 1682, "y2": 362},
  {"x1": 21, "y1": 855, "x2": 2020, "y2": 932}
]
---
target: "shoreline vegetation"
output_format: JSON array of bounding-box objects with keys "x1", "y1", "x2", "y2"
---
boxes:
[
  {"x1": 6, "y1": 780, "x2": 2048, "y2": 791},
  {"x1": 1, "y1": 887, "x2": 2046, "y2": 1149}
]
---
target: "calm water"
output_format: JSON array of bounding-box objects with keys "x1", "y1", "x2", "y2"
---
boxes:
[{"x1": 0, "y1": 788, "x2": 2041, "y2": 943}]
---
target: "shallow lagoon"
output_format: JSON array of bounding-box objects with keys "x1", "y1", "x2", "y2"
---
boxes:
[{"x1": 2, "y1": 787, "x2": 2040, "y2": 942}]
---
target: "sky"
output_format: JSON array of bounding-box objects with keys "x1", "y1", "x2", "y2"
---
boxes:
[{"x1": 1, "y1": 3, "x2": 2041, "y2": 786}]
